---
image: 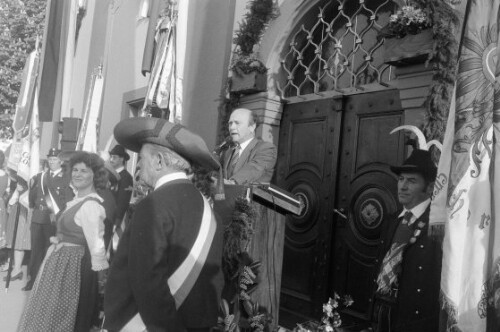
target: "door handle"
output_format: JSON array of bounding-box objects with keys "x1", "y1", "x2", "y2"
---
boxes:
[{"x1": 333, "y1": 208, "x2": 347, "y2": 220}]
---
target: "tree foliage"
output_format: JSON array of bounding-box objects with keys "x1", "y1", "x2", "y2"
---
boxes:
[{"x1": 0, "y1": 0, "x2": 46, "y2": 139}]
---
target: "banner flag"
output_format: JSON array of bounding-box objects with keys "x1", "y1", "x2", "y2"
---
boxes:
[
  {"x1": 37, "y1": 0, "x2": 68, "y2": 122},
  {"x1": 76, "y1": 69, "x2": 104, "y2": 153},
  {"x1": 17, "y1": 86, "x2": 40, "y2": 183},
  {"x1": 429, "y1": 1, "x2": 500, "y2": 331},
  {"x1": 143, "y1": 0, "x2": 184, "y2": 123},
  {"x1": 141, "y1": 0, "x2": 161, "y2": 75},
  {"x1": 12, "y1": 52, "x2": 39, "y2": 133},
  {"x1": 8, "y1": 51, "x2": 40, "y2": 172}
]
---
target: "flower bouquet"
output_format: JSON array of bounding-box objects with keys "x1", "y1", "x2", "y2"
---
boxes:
[
  {"x1": 293, "y1": 294, "x2": 354, "y2": 332},
  {"x1": 383, "y1": 2, "x2": 431, "y2": 38},
  {"x1": 381, "y1": 2, "x2": 434, "y2": 65}
]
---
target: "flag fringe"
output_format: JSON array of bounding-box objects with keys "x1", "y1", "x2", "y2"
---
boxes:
[
  {"x1": 429, "y1": 222, "x2": 446, "y2": 239},
  {"x1": 440, "y1": 291, "x2": 462, "y2": 332}
]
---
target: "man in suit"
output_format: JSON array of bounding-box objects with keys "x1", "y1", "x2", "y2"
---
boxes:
[
  {"x1": 104, "y1": 118, "x2": 224, "y2": 332},
  {"x1": 373, "y1": 149, "x2": 442, "y2": 332},
  {"x1": 24, "y1": 148, "x2": 73, "y2": 291},
  {"x1": 222, "y1": 108, "x2": 277, "y2": 185},
  {"x1": 109, "y1": 145, "x2": 133, "y2": 227}
]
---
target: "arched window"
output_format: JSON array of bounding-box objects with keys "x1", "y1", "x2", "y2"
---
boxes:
[{"x1": 279, "y1": 0, "x2": 398, "y2": 97}]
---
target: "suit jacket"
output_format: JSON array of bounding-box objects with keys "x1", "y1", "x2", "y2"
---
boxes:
[
  {"x1": 222, "y1": 138, "x2": 277, "y2": 185},
  {"x1": 104, "y1": 179, "x2": 224, "y2": 331},
  {"x1": 29, "y1": 170, "x2": 73, "y2": 224},
  {"x1": 113, "y1": 169, "x2": 133, "y2": 225},
  {"x1": 374, "y1": 207, "x2": 442, "y2": 332}
]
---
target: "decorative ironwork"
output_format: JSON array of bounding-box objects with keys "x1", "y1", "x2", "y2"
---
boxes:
[{"x1": 279, "y1": 0, "x2": 398, "y2": 98}]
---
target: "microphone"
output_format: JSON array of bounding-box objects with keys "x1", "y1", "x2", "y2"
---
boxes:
[{"x1": 214, "y1": 136, "x2": 233, "y2": 153}]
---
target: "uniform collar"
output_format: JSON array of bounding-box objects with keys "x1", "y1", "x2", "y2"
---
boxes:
[
  {"x1": 49, "y1": 168, "x2": 62, "y2": 177},
  {"x1": 154, "y1": 172, "x2": 188, "y2": 190},
  {"x1": 115, "y1": 166, "x2": 125, "y2": 173}
]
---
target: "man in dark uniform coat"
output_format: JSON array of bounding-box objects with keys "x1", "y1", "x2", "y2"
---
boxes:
[
  {"x1": 23, "y1": 148, "x2": 73, "y2": 291},
  {"x1": 372, "y1": 149, "x2": 442, "y2": 332},
  {"x1": 221, "y1": 108, "x2": 277, "y2": 185},
  {"x1": 109, "y1": 144, "x2": 133, "y2": 226},
  {"x1": 104, "y1": 118, "x2": 224, "y2": 332}
]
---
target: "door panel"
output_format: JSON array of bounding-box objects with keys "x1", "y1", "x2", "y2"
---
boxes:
[
  {"x1": 331, "y1": 90, "x2": 405, "y2": 321},
  {"x1": 276, "y1": 97, "x2": 343, "y2": 323},
  {"x1": 277, "y1": 90, "x2": 405, "y2": 326}
]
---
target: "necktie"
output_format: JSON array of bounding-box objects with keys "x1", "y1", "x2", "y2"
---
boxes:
[
  {"x1": 376, "y1": 211, "x2": 414, "y2": 295},
  {"x1": 227, "y1": 144, "x2": 241, "y2": 178},
  {"x1": 402, "y1": 211, "x2": 413, "y2": 225}
]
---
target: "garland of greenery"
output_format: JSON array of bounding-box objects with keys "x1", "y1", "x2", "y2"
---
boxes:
[
  {"x1": 217, "y1": 0, "x2": 277, "y2": 143},
  {"x1": 233, "y1": 0, "x2": 277, "y2": 57},
  {"x1": 414, "y1": 0, "x2": 460, "y2": 142},
  {"x1": 217, "y1": 196, "x2": 272, "y2": 332}
]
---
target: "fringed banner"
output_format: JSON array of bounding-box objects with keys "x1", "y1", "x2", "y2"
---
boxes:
[{"x1": 430, "y1": 1, "x2": 500, "y2": 331}]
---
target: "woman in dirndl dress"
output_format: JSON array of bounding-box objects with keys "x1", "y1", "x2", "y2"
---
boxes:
[{"x1": 19, "y1": 151, "x2": 109, "y2": 332}]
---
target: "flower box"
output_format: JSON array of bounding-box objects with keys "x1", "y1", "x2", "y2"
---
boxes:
[
  {"x1": 230, "y1": 67, "x2": 267, "y2": 95},
  {"x1": 383, "y1": 29, "x2": 434, "y2": 66}
]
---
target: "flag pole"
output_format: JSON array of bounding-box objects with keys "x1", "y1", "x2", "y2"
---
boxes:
[{"x1": 4, "y1": 198, "x2": 21, "y2": 292}]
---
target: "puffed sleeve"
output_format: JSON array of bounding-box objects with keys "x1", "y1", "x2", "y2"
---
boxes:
[{"x1": 75, "y1": 200, "x2": 109, "y2": 271}]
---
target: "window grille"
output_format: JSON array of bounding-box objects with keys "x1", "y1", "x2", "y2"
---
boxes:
[{"x1": 279, "y1": 0, "x2": 398, "y2": 98}]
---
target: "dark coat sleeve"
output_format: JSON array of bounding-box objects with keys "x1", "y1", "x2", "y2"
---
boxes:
[
  {"x1": 230, "y1": 140, "x2": 277, "y2": 185},
  {"x1": 103, "y1": 225, "x2": 138, "y2": 331},
  {"x1": 127, "y1": 195, "x2": 180, "y2": 330},
  {"x1": 29, "y1": 174, "x2": 39, "y2": 208},
  {"x1": 115, "y1": 170, "x2": 133, "y2": 224}
]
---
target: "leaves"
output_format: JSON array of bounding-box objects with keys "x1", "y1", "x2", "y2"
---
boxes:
[
  {"x1": 233, "y1": 0, "x2": 277, "y2": 56},
  {"x1": 0, "y1": 0, "x2": 46, "y2": 139}
]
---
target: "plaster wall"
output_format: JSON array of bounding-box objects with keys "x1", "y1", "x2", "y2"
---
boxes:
[
  {"x1": 180, "y1": 0, "x2": 236, "y2": 150},
  {"x1": 98, "y1": 0, "x2": 149, "y2": 151}
]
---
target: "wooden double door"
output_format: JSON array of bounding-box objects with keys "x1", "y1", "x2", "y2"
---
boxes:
[{"x1": 276, "y1": 90, "x2": 406, "y2": 326}]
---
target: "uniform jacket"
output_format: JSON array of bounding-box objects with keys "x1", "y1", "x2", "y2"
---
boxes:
[
  {"x1": 104, "y1": 179, "x2": 224, "y2": 331},
  {"x1": 222, "y1": 137, "x2": 277, "y2": 185},
  {"x1": 374, "y1": 207, "x2": 442, "y2": 332},
  {"x1": 113, "y1": 168, "x2": 133, "y2": 225},
  {"x1": 29, "y1": 170, "x2": 73, "y2": 224}
]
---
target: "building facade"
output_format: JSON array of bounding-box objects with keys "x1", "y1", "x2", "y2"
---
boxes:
[{"x1": 39, "y1": 0, "x2": 438, "y2": 327}]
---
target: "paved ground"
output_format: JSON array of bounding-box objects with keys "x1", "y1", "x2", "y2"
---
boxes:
[{"x1": 0, "y1": 265, "x2": 29, "y2": 332}]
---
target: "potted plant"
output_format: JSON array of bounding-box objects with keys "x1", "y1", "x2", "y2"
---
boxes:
[
  {"x1": 229, "y1": 0, "x2": 277, "y2": 94},
  {"x1": 381, "y1": 1, "x2": 433, "y2": 66}
]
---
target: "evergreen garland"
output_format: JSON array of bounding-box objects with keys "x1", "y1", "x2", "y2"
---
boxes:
[
  {"x1": 413, "y1": 0, "x2": 460, "y2": 142},
  {"x1": 233, "y1": 0, "x2": 277, "y2": 57}
]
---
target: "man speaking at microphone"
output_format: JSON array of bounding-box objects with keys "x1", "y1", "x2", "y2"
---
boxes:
[{"x1": 221, "y1": 108, "x2": 277, "y2": 185}]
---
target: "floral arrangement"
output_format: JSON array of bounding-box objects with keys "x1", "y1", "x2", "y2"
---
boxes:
[
  {"x1": 384, "y1": 2, "x2": 431, "y2": 38},
  {"x1": 293, "y1": 294, "x2": 354, "y2": 332}
]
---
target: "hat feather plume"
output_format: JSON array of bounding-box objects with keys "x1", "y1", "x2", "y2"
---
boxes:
[{"x1": 390, "y1": 125, "x2": 442, "y2": 152}]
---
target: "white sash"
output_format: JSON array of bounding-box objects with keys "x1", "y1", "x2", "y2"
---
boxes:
[{"x1": 119, "y1": 193, "x2": 216, "y2": 331}]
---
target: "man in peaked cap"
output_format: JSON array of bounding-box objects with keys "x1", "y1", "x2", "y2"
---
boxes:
[
  {"x1": 108, "y1": 144, "x2": 133, "y2": 230},
  {"x1": 24, "y1": 148, "x2": 73, "y2": 291},
  {"x1": 104, "y1": 118, "x2": 224, "y2": 332},
  {"x1": 372, "y1": 149, "x2": 442, "y2": 332}
]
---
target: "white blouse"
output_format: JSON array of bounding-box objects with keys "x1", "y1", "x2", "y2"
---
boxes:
[{"x1": 66, "y1": 193, "x2": 109, "y2": 271}]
